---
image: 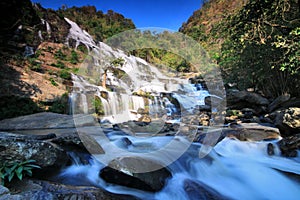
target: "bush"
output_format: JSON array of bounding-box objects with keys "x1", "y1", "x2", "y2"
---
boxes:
[
  {"x1": 48, "y1": 93, "x2": 69, "y2": 114},
  {"x1": 51, "y1": 60, "x2": 66, "y2": 69},
  {"x1": 0, "y1": 96, "x2": 42, "y2": 120},
  {"x1": 49, "y1": 78, "x2": 58, "y2": 86},
  {"x1": 54, "y1": 49, "x2": 66, "y2": 60},
  {"x1": 59, "y1": 69, "x2": 71, "y2": 80},
  {"x1": 70, "y1": 50, "x2": 79, "y2": 64}
]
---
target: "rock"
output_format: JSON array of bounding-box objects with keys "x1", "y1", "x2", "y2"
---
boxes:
[
  {"x1": 226, "y1": 90, "x2": 269, "y2": 113},
  {"x1": 198, "y1": 104, "x2": 211, "y2": 112},
  {"x1": 199, "y1": 113, "x2": 210, "y2": 126},
  {"x1": 184, "y1": 179, "x2": 230, "y2": 200},
  {"x1": 0, "y1": 132, "x2": 68, "y2": 169},
  {"x1": 0, "y1": 112, "x2": 98, "y2": 131},
  {"x1": 268, "y1": 94, "x2": 291, "y2": 112},
  {"x1": 6, "y1": 179, "x2": 136, "y2": 200},
  {"x1": 0, "y1": 186, "x2": 9, "y2": 196},
  {"x1": 0, "y1": 185, "x2": 22, "y2": 200},
  {"x1": 226, "y1": 123, "x2": 281, "y2": 141},
  {"x1": 196, "y1": 123, "x2": 281, "y2": 143},
  {"x1": 267, "y1": 143, "x2": 275, "y2": 156},
  {"x1": 137, "y1": 115, "x2": 151, "y2": 124},
  {"x1": 278, "y1": 133, "x2": 300, "y2": 157},
  {"x1": 274, "y1": 107, "x2": 300, "y2": 136},
  {"x1": 100, "y1": 156, "x2": 172, "y2": 192},
  {"x1": 274, "y1": 97, "x2": 300, "y2": 110}
]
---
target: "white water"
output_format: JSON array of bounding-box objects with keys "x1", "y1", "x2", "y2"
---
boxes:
[{"x1": 58, "y1": 135, "x2": 300, "y2": 200}]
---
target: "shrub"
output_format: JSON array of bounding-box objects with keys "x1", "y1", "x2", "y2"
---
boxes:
[
  {"x1": 70, "y1": 50, "x2": 79, "y2": 64},
  {"x1": 59, "y1": 69, "x2": 71, "y2": 80},
  {"x1": 49, "y1": 78, "x2": 58, "y2": 86},
  {"x1": 51, "y1": 60, "x2": 66, "y2": 69},
  {"x1": 54, "y1": 49, "x2": 66, "y2": 60}
]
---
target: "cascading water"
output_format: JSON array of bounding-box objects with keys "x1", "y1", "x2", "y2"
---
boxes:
[
  {"x1": 63, "y1": 18, "x2": 300, "y2": 200},
  {"x1": 57, "y1": 135, "x2": 300, "y2": 200}
]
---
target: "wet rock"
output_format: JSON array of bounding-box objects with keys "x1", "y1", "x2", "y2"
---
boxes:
[
  {"x1": 100, "y1": 156, "x2": 172, "y2": 192},
  {"x1": 0, "y1": 132, "x2": 68, "y2": 169},
  {"x1": 278, "y1": 133, "x2": 300, "y2": 157},
  {"x1": 184, "y1": 179, "x2": 231, "y2": 200},
  {"x1": 0, "y1": 185, "x2": 21, "y2": 200},
  {"x1": 267, "y1": 143, "x2": 275, "y2": 156}
]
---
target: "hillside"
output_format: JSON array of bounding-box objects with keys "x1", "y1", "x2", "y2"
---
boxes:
[
  {"x1": 0, "y1": 0, "x2": 136, "y2": 119},
  {"x1": 179, "y1": 0, "x2": 247, "y2": 57},
  {"x1": 180, "y1": 0, "x2": 300, "y2": 98}
]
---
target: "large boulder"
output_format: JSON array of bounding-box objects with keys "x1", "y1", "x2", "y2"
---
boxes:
[
  {"x1": 0, "y1": 132, "x2": 68, "y2": 169},
  {"x1": 273, "y1": 107, "x2": 300, "y2": 136},
  {"x1": 0, "y1": 112, "x2": 98, "y2": 131},
  {"x1": 184, "y1": 179, "x2": 230, "y2": 200},
  {"x1": 278, "y1": 133, "x2": 300, "y2": 157},
  {"x1": 196, "y1": 123, "x2": 281, "y2": 143},
  {"x1": 100, "y1": 156, "x2": 172, "y2": 192},
  {"x1": 268, "y1": 94, "x2": 291, "y2": 112},
  {"x1": 226, "y1": 90, "x2": 269, "y2": 114}
]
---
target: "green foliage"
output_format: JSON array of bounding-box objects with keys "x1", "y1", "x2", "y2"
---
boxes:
[
  {"x1": 77, "y1": 45, "x2": 88, "y2": 54},
  {"x1": 48, "y1": 93, "x2": 69, "y2": 114},
  {"x1": 107, "y1": 30, "x2": 199, "y2": 73},
  {"x1": 72, "y1": 68, "x2": 79, "y2": 73},
  {"x1": 111, "y1": 57, "x2": 125, "y2": 67},
  {"x1": 51, "y1": 60, "x2": 66, "y2": 69},
  {"x1": 49, "y1": 78, "x2": 58, "y2": 86},
  {"x1": 219, "y1": 0, "x2": 300, "y2": 97},
  {"x1": 54, "y1": 49, "x2": 67, "y2": 60},
  {"x1": 0, "y1": 96, "x2": 42, "y2": 120},
  {"x1": 181, "y1": 0, "x2": 300, "y2": 97},
  {"x1": 57, "y1": 6, "x2": 135, "y2": 41},
  {"x1": 93, "y1": 96, "x2": 104, "y2": 115},
  {"x1": 70, "y1": 50, "x2": 79, "y2": 64},
  {"x1": 0, "y1": 160, "x2": 40, "y2": 185},
  {"x1": 59, "y1": 69, "x2": 72, "y2": 80},
  {"x1": 27, "y1": 58, "x2": 42, "y2": 72}
]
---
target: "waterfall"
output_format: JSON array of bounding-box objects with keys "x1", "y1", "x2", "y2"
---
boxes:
[{"x1": 62, "y1": 18, "x2": 300, "y2": 200}]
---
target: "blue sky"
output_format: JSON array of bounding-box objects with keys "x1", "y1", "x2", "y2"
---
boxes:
[{"x1": 31, "y1": 0, "x2": 203, "y2": 31}]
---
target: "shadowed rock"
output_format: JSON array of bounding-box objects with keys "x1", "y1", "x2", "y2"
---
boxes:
[{"x1": 100, "y1": 156, "x2": 172, "y2": 192}]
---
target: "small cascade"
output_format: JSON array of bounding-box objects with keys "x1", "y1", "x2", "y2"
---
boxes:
[
  {"x1": 162, "y1": 97, "x2": 177, "y2": 116},
  {"x1": 81, "y1": 93, "x2": 89, "y2": 114},
  {"x1": 130, "y1": 95, "x2": 145, "y2": 111},
  {"x1": 23, "y1": 46, "x2": 34, "y2": 57},
  {"x1": 64, "y1": 17, "x2": 97, "y2": 50}
]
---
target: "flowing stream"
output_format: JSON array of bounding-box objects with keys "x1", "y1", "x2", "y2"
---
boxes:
[{"x1": 57, "y1": 133, "x2": 300, "y2": 200}]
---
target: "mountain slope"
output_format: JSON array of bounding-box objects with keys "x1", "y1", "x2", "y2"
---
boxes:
[{"x1": 179, "y1": 0, "x2": 247, "y2": 56}]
